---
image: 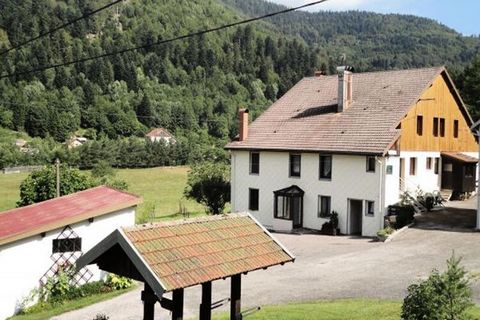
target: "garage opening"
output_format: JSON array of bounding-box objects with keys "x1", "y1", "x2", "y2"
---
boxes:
[{"x1": 348, "y1": 199, "x2": 363, "y2": 235}]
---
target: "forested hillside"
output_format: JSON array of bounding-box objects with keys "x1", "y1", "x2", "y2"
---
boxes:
[{"x1": 0, "y1": 0, "x2": 478, "y2": 169}]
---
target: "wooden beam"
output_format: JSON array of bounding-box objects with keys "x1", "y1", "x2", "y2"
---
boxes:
[
  {"x1": 141, "y1": 283, "x2": 156, "y2": 320},
  {"x1": 230, "y1": 274, "x2": 241, "y2": 320},
  {"x1": 172, "y1": 288, "x2": 184, "y2": 320},
  {"x1": 200, "y1": 282, "x2": 212, "y2": 320}
]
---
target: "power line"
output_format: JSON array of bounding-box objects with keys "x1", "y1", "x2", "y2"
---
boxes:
[
  {"x1": 0, "y1": 0, "x2": 329, "y2": 80},
  {"x1": 0, "y1": 0, "x2": 124, "y2": 56}
]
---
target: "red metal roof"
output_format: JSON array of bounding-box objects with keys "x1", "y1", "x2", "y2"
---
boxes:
[
  {"x1": 121, "y1": 213, "x2": 294, "y2": 291},
  {"x1": 0, "y1": 186, "x2": 142, "y2": 246}
]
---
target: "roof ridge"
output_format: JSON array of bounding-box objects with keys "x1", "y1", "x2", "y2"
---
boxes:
[
  {"x1": 303, "y1": 65, "x2": 444, "y2": 79},
  {"x1": 124, "y1": 212, "x2": 249, "y2": 231}
]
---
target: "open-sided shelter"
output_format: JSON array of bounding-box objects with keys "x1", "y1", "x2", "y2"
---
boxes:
[{"x1": 77, "y1": 212, "x2": 295, "y2": 320}]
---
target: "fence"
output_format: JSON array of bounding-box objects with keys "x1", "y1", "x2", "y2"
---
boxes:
[{"x1": 3, "y1": 165, "x2": 44, "y2": 174}]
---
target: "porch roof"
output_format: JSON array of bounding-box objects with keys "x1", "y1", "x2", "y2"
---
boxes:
[
  {"x1": 77, "y1": 213, "x2": 294, "y2": 296},
  {"x1": 441, "y1": 152, "x2": 478, "y2": 164},
  {"x1": 274, "y1": 185, "x2": 305, "y2": 196}
]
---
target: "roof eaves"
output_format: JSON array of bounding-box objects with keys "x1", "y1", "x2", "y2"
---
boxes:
[
  {"x1": 0, "y1": 197, "x2": 142, "y2": 247},
  {"x1": 118, "y1": 228, "x2": 167, "y2": 296},
  {"x1": 244, "y1": 212, "x2": 295, "y2": 262}
]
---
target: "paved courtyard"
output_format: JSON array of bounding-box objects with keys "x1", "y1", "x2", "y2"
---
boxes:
[{"x1": 55, "y1": 200, "x2": 480, "y2": 319}]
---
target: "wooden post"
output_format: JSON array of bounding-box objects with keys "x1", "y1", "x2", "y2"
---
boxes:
[
  {"x1": 230, "y1": 274, "x2": 241, "y2": 320},
  {"x1": 141, "y1": 284, "x2": 156, "y2": 320},
  {"x1": 172, "y1": 288, "x2": 184, "y2": 320},
  {"x1": 199, "y1": 282, "x2": 212, "y2": 320}
]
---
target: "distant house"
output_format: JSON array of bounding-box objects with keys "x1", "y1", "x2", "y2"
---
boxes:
[
  {"x1": 226, "y1": 66, "x2": 478, "y2": 236},
  {"x1": 67, "y1": 136, "x2": 88, "y2": 149},
  {"x1": 0, "y1": 186, "x2": 141, "y2": 319},
  {"x1": 14, "y1": 139, "x2": 27, "y2": 148},
  {"x1": 145, "y1": 128, "x2": 176, "y2": 144}
]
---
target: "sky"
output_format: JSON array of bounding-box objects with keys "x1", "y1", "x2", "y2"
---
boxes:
[{"x1": 269, "y1": 0, "x2": 479, "y2": 36}]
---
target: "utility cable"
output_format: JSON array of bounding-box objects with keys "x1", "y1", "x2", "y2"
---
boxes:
[
  {"x1": 0, "y1": 0, "x2": 329, "y2": 79},
  {"x1": 0, "y1": 0, "x2": 124, "y2": 56}
]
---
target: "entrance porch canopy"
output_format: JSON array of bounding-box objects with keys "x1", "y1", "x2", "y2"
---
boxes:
[
  {"x1": 441, "y1": 152, "x2": 478, "y2": 163},
  {"x1": 76, "y1": 213, "x2": 294, "y2": 319}
]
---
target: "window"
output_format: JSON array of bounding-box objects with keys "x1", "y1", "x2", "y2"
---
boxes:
[
  {"x1": 365, "y1": 201, "x2": 375, "y2": 216},
  {"x1": 440, "y1": 118, "x2": 445, "y2": 137},
  {"x1": 453, "y1": 120, "x2": 459, "y2": 138},
  {"x1": 318, "y1": 196, "x2": 331, "y2": 218},
  {"x1": 248, "y1": 188, "x2": 259, "y2": 211},
  {"x1": 434, "y1": 157, "x2": 439, "y2": 174},
  {"x1": 250, "y1": 152, "x2": 260, "y2": 175},
  {"x1": 289, "y1": 154, "x2": 301, "y2": 177},
  {"x1": 433, "y1": 117, "x2": 439, "y2": 137},
  {"x1": 319, "y1": 155, "x2": 332, "y2": 179},
  {"x1": 410, "y1": 157, "x2": 417, "y2": 176},
  {"x1": 52, "y1": 238, "x2": 82, "y2": 253},
  {"x1": 416, "y1": 115, "x2": 423, "y2": 136},
  {"x1": 366, "y1": 156, "x2": 376, "y2": 172},
  {"x1": 275, "y1": 196, "x2": 293, "y2": 220},
  {"x1": 465, "y1": 165, "x2": 475, "y2": 178},
  {"x1": 426, "y1": 157, "x2": 432, "y2": 170}
]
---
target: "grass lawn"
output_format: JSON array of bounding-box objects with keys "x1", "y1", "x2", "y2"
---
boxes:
[
  {"x1": 0, "y1": 172, "x2": 28, "y2": 211},
  {"x1": 8, "y1": 286, "x2": 134, "y2": 320},
  {"x1": 213, "y1": 299, "x2": 480, "y2": 320},
  {"x1": 0, "y1": 167, "x2": 206, "y2": 221},
  {"x1": 116, "y1": 166, "x2": 205, "y2": 222}
]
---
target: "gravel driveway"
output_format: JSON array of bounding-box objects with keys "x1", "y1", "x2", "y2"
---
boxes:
[{"x1": 54, "y1": 202, "x2": 480, "y2": 320}]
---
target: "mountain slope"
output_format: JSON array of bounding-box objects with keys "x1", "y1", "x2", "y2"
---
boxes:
[
  {"x1": 0, "y1": 0, "x2": 478, "y2": 169},
  {"x1": 221, "y1": 0, "x2": 480, "y2": 72}
]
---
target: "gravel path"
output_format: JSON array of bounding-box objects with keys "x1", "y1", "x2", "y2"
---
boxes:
[{"x1": 53, "y1": 201, "x2": 480, "y2": 319}]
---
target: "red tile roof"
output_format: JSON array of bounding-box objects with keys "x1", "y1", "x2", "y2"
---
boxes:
[
  {"x1": 145, "y1": 128, "x2": 174, "y2": 138},
  {"x1": 121, "y1": 213, "x2": 294, "y2": 291},
  {"x1": 0, "y1": 186, "x2": 142, "y2": 246},
  {"x1": 226, "y1": 67, "x2": 449, "y2": 155}
]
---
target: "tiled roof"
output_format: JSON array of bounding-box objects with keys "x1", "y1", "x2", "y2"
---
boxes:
[
  {"x1": 226, "y1": 67, "x2": 446, "y2": 154},
  {"x1": 145, "y1": 128, "x2": 174, "y2": 138},
  {"x1": 122, "y1": 213, "x2": 294, "y2": 291},
  {"x1": 442, "y1": 152, "x2": 478, "y2": 163},
  {"x1": 0, "y1": 186, "x2": 142, "y2": 246}
]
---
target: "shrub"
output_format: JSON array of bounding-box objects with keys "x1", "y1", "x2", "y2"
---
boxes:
[
  {"x1": 106, "y1": 274, "x2": 133, "y2": 290},
  {"x1": 184, "y1": 162, "x2": 230, "y2": 215},
  {"x1": 377, "y1": 227, "x2": 395, "y2": 238},
  {"x1": 402, "y1": 254, "x2": 473, "y2": 320}
]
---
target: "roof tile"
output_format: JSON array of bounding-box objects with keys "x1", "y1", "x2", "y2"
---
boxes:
[{"x1": 123, "y1": 213, "x2": 294, "y2": 291}]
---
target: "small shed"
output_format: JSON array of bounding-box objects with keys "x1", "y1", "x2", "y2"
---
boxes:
[
  {"x1": 77, "y1": 212, "x2": 294, "y2": 320},
  {"x1": 0, "y1": 186, "x2": 142, "y2": 319}
]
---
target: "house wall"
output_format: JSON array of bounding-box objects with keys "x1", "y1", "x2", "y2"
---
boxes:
[
  {"x1": 231, "y1": 150, "x2": 384, "y2": 237},
  {"x1": 400, "y1": 74, "x2": 477, "y2": 152},
  {"x1": 0, "y1": 207, "x2": 135, "y2": 319}
]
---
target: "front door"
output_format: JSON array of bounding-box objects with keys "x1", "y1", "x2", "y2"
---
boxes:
[
  {"x1": 348, "y1": 199, "x2": 363, "y2": 235},
  {"x1": 292, "y1": 196, "x2": 303, "y2": 228}
]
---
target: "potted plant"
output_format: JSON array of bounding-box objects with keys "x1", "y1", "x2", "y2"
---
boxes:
[{"x1": 376, "y1": 227, "x2": 394, "y2": 242}]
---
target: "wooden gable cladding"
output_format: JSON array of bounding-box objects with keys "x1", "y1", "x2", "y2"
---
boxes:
[{"x1": 400, "y1": 73, "x2": 477, "y2": 152}]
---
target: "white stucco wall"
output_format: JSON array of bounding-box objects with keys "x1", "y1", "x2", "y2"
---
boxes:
[
  {"x1": 231, "y1": 151, "x2": 384, "y2": 237},
  {"x1": 0, "y1": 207, "x2": 135, "y2": 320}
]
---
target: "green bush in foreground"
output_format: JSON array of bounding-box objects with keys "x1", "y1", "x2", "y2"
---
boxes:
[{"x1": 402, "y1": 254, "x2": 474, "y2": 320}]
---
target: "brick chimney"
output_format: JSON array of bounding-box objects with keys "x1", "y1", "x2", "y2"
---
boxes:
[
  {"x1": 239, "y1": 108, "x2": 249, "y2": 141},
  {"x1": 337, "y1": 66, "x2": 354, "y2": 112}
]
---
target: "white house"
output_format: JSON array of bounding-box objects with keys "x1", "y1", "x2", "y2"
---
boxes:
[
  {"x1": 145, "y1": 128, "x2": 176, "y2": 144},
  {"x1": 0, "y1": 186, "x2": 141, "y2": 319},
  {"x1": 226, "y1": 66, "x2": 478, "y2": 237}
]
